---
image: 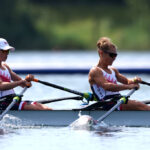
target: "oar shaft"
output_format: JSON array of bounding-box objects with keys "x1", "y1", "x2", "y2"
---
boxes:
[
  {"x1": 0, "y1": 98, "x2": 17, "y2": 120},
  {"x1": 20, "y1": 87, "x2": 28, "y2": 95},
  {"x1": 97, "y1": 88, "x2": 137, "y2": 122},
  {"x1": 34, "y1": 79, "x2": 84, "y2": 97},
  {"x1": 97, "y1": 100, "x2": 122, "y2": 122},
  {"x1": 126, "y1": 88, "x2": 137, "y2": 97},
  {"x1": 38, "y1": 96, "x2": 83, "y2": 104},
  {"x1": 141, "y1": 81, "x2": 150, "y2": 86},
  {"x1": 33, "y1": 78, "x2": 96, "y2": 101},
  {"x1": 143, "y1": 100, "x2": 150, "y2": 105},
  {"x1": 0, "y1": 87, "x2": 28, "y2": 121}
]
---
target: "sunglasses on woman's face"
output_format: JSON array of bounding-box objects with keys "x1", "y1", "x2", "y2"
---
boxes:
[{"x1": 104, "y1": 51, "x2": 118, "y2": 58}]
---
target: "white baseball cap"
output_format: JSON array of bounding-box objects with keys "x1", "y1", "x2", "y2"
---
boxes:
[{"x1": 0, "y1": 38, "x2": 15, "y2": 51}]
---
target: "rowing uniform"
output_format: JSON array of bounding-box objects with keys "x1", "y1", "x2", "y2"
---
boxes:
[
  {"x1": 91, "y1": 68, "x2": 122, "y2": 110},
  {"x1": 0, "y1": 66, "x2": 35, "y2": 110}
]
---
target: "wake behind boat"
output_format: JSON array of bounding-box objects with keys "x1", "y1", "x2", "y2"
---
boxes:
[{"x1": 2, "y1": 109, "x2": 150, "y2": 127}]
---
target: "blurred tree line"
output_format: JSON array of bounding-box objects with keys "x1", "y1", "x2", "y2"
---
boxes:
[{"x1": 0, "y1": 0, "x2": 150, "y2": 50}]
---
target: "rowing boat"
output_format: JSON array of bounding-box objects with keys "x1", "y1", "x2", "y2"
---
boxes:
[{"x1": 2, "y1": 110, "x2": 150, "y2": 127}]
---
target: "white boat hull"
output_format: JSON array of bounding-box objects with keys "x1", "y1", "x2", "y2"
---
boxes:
[{"x1": 2, "y1": 110, "x2": 150, "y2": 127}]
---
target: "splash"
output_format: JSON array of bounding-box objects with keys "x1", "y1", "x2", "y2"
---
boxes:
[
  {"x1": 69, "y1": 111, "x2": 97, "y2": 130},
  {"x1": 0, "y1": 114, "x2": 23, "y2": 128},
  {"x1": 69, "y1": 111, "x2": 120, "y2": 132},
  {"x1": 70, "y1": 115, "x2": 97, "y2": 130}
]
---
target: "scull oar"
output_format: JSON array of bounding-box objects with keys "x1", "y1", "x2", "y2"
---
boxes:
[
  {"x1": 143, "y1": 100, "x2": 150, "y2": 105},
  {"x1": 33, "y1": 78, "x2": 97, "y2": 102},
  {"x1": 139, "y1": 80, "x2": 150, "y2": 105},
  {"x1": 141, "y1": 81, "x2": 150, "y2": 86},
  {"x1": 97, "y1": 88, "x2": 137, "y2": 123},
  {"x1": 0, "y1": 87, "x2": 28, "y2": 121},
  {"x1": 37, "y1": 96, "x2": 83, "y2": 104}
]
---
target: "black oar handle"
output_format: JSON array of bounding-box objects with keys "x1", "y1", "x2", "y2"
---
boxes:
[
  {"x1": 143, "y1": 100, "x2": 150, "y2": 104},
  {"x1": 141, "y1": 81, "x2": 150, "y2": 86}
]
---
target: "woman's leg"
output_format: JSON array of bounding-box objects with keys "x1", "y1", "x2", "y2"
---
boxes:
[
  {"x1": 121, "y1": 100, "x2": 150, "y2": 111},
  {"x1": 23, "y1": 102, "x2": 52, "y2": 110}
]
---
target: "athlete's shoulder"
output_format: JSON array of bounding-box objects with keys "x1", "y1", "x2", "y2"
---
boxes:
[
  {"x1": 2, "y1": 62, "x2": 8, "y2": 67},
  {"x1": 90, "y1": 66, "x2": 103, "y2": 73},
  {"x1": 2, "y1": 63, "x2": 11, "y2": 72},
  {"x1": 89, "y1": 66, "x2": 103, "y2": 76},
  {"x1": 110, "y1": 67, "x2": 119, "y2": 73}
]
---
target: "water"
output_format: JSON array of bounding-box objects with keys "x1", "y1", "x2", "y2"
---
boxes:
[
  {"x1": 7, "y1": 50, "x2": 150, "y2": 69},
  {"x1": 1, "y1": 51, "x2": 150, "y2": 150},
  {"x1": 1, "y1": 127, "x2": 150, "y2": 150}
]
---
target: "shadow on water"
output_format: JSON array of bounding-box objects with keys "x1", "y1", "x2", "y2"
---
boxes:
[
  {"x1": 93, "y1": 123, "x2": 121, "y2": 137},
  {"x1": 0, "y1": 128, "x2": 5, "y2": 135}
]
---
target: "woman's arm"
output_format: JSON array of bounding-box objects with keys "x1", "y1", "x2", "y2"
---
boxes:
[
  {"x1": 0, "y1": 79, "x2": 26, "y2": 91},
  {"x1": 2, "y1": 63, "x2": 32, "y2": 88},
  {"x1": 4, "y1": 63, "x2": 22, "y2": 81},
  {"x1": 112, "y1": 67, "x2": 141, "y2": 84},
  {"x1": 89, "y1": 67, "x2": 139, "y2": 92}
]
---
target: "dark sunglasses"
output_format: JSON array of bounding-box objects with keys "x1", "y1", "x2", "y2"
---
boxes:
[{"x1": 104, "y1": 51, "x2": 117, "y2": 58}]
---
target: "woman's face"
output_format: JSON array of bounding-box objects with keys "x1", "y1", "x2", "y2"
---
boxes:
[
  {"x1": 99, "y1": 48, "x2": 117, "y2": 66},
  {"x1": 0, "y1": 50, "x2": 9, "y2": 62}
]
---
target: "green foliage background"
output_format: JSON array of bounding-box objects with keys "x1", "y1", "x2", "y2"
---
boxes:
[{"x1": 0, "y1": 0, "x2": 150, "y2": 50}]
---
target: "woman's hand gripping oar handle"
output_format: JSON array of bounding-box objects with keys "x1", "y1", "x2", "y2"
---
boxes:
[
  {"x1": 97, "y1": 88, "x2": 137, "y2": 123},
  {"x1": 33, "y1": 78, "x2": 97, "y2": 102},
  {"x1": 132, "y1": 77, "x2": 150, "y2": 86},
  {"x1": 0, "y1": 87, "x2": 28, "y2": 121}
]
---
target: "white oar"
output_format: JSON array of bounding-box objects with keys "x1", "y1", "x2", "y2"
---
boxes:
[
  {"x1": 97, "y1": 88, "x2": 137, "y2": 123},
  {"x1": 0, "y1": 87, "x2": 28, "y2": 121}
]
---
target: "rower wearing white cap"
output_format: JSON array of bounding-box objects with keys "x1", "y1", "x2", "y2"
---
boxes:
[
  {"x1": 0, "y1": 38, "x2": 15, "y2": 51},
  {"x1": 0, "y1": 38, "x2": 52, "y2": 110}
]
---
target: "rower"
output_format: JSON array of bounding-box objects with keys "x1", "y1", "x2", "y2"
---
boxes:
[
  {"x1": 88, "y1": 37, "x2": 150, "y2": 111},
  {"x1": 0, "y1": 38, "x2": 52, "y2": 111}
]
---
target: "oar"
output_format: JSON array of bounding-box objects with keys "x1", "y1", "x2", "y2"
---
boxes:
[
  {"x1": 139, "y1": 80, "x2": 150, "y2": 104},
  {"x1": 73, "y1": 98, "x2": 120, "y2": 111},
  {"x1": 97, "y1": 88, "x2": 137, "y2": 123},
  {"x1": 135, "y1": 80, "x2": 150, "y2": 104},
  {"x1": 33, "y1": 78, "x2": 96, "y2": 101},
  {"x1": 0, "y1": 87, "x2": 28, "y2": 121},
  {"x1": 142, "y1": 100, "x2": 150, "y2": 105},
  {"x1": 141, "y1": 81, "x2": 150, "y2": 86},
  {"x1": 78, "y1": 97, "x2": 121, "y2": 110},
  {"x1": 37, "y1": 96, "x2": 83, "y2": 104}
]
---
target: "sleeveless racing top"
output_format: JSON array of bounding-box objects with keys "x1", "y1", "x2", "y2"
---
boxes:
[
  {"x1": 0, "y1": 66, "x2": 15, "y2": 98},
  {"x1": 91, "y1": 68, "x2": 120, "y2": 101}
]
